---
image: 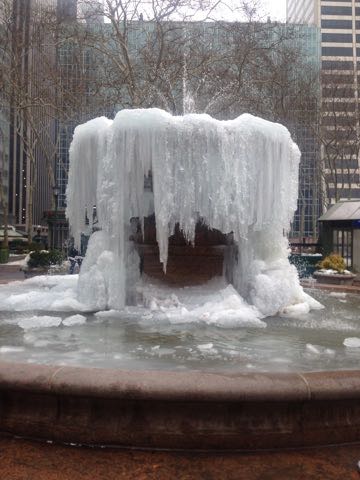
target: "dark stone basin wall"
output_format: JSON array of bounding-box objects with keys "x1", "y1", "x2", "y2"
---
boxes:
[{"x1": 133, "y1": 217, "x2": 231, "y2": 285}]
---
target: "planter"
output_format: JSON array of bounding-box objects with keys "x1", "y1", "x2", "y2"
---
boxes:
[
  {"x1": 0, "y1": 248, "x2": 9, "y2": 264},
  {"x1": 313, "y1": 271, "x2": 356, "y2": 285}
]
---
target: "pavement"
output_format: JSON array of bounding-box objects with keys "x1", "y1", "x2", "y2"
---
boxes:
[
  {"x1": 0, "y1": 261, "x2": 25, "y2": 284},
  {"x1": 0, "y1": 436, "x2": 359, "y2": 480}
]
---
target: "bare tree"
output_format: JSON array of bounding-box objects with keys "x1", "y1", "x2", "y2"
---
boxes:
[{"x1": 0, "y1": 0, "x2": 322, "y2": 241}]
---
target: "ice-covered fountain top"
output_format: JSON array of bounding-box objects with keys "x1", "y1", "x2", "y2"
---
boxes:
[{"x1": 66, "y1": 108, "x2": 317, "y2": 315}]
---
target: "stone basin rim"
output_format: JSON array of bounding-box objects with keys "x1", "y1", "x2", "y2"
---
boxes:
[
  {"x1": 0, "y1": 361, "x2": 360, "y2": 402},
  {"x1": 1, "y1": 362, "x2": 360, "y2": 450}
]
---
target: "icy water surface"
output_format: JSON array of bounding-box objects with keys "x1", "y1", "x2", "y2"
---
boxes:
[{"x1": 0, "y1": 276, "x2": 359, "y2": 372}]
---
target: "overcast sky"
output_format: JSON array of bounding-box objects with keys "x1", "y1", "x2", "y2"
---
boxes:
[{"x1": 262, "y1": 0, "x2": 286, "y2": 21}]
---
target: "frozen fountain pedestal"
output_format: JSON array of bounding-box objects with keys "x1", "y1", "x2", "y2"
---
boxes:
[
  {"x1": 133, "y1": 216, "x2": 228, "y2": 285},
  {"x1": 66, "y1": 108, "x2": 318, "y2": 316}
]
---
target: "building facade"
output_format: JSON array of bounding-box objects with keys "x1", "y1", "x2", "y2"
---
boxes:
[
  {"x1": 7, "y1": 0, "x2": 57, "y2": 233},
  {"x1": 287, "y1": 0, "x2": 360, "y2": 207},
  {"x1": 287, "y1": 0, "x2": 319, "y2": 25},
  {"x1": 285, "y1": 24, "x2": 322, "y2": 238}
]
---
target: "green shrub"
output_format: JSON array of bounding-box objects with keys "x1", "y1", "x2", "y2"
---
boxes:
[
  {"x1": 317, "y1": 253, "x2": 346, "y2": 273},
  {"x1": 48, "y1": 249, "x2": 65, "y2": 265},
  {"x1": 27, "y1": 249, "x2": 65, "y2": 269}
]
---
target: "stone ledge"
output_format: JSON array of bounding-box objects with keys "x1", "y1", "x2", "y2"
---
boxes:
[{"x1": 0, "y1": 363, "x2": 360, "y2": 449}]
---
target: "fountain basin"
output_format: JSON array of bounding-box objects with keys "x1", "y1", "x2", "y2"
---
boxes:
[{"x1": 1, "y1": 361, "x2": 360, "y2": 450}]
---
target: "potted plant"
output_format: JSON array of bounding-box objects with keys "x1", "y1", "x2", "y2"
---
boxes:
[{"x1": 313, "y1": 253, "x2": 356, "y2": 285}]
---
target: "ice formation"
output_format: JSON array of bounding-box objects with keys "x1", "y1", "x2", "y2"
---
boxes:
[{"x1": 66, "y1": 108, "x2": 321, "y2": 316}]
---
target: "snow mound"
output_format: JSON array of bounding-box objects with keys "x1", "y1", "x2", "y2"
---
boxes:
[{"x1": 138, "y1": 279, "x2": 266, "y2": 328}]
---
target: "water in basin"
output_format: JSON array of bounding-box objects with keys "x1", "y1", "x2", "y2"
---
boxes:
[{"x1": 0, "y1": 275, "x2": 359, "y2": 372}]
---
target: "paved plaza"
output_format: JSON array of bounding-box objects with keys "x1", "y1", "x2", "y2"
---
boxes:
[{"x1": 0, "y1": 436, "x2": 359, "y2": 480}]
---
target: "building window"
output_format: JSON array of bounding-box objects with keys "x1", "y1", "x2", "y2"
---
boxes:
[
  {"x1": 322, "y1": 33, "x2": 352, "y2": 43},
  {"x1": 321, "y1": 6, "x2": 352, "y2": 15},
  {"x1": 322, "y1": 60, "x2": 354, "y2": 70},
  {"x1": 333, "y1": 229, "x2": 353, "y2": 267},
  {"x1": 322, "y1": 47, "x2": 353, "y2": 56},
  {"x1": 321, "y1": 19, "x2": 352, "y2": 29}
]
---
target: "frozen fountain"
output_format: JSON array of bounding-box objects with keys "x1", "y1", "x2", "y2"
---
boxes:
[
  {"x1": 66, "y1": 108, "x2": 319, "y2": 317},
  {"x1": 0, "y1": 109, "x2": 360, "y2": 451}
]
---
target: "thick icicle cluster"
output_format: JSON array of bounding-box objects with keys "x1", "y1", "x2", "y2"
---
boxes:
[{"x1": 66, "y1": 108, "x2": 316, "y2": 315}]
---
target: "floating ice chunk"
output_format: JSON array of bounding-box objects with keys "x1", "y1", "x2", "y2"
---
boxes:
[
  {"x1": 198, "y1": 343, "x2": 214, "y2": 351},
  {"x1": 62, "y1": 314, "x2": 87, "y2": 326},
  {"x1": 282, "y1": 302, "x2": 310, "y2": 318},
  {"x1": 325, "y1": 348, "x2": 336, "y2": 356},
  {"x1": 0, "y1": 346, "x2": 25, "y2": 353},
  {"x1": 344, "y1": 337, "x2": 360, "y2": 348},
  {"x1": 18, "y1": 315, "x2": 62, "y2": 330},
  {"x1": 330, "y1": 292, "x2": 347, "y2": 298},
  {"x1": 94, "y1": 310, "x2": 122, "y2": 318},
  {"x1": 306, "y1": 343, "x2": 321, "y2": 355}
]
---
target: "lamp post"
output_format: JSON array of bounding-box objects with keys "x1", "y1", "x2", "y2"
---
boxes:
[{"x1": 52, "y1": 185, "x2": 60, "y2": 249}]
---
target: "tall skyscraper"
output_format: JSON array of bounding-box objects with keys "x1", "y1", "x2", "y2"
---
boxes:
[
  {"x1": 287, "y1": 0, "x2": 360, "y2": 204},
  {"x1": 7, "y1": 0, "x2": 73, "y2": 234},
  {"x1": 7, "y1": 0, "x2": 56, "y2": 232}
]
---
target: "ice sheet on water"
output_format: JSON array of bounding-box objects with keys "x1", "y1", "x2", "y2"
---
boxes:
[
  {"x1": 94, "y1": 310, "x2": 122, "y2": 318},
  {"x1": 66, "y1": 108, "x2": 318, "y2": 317},
  {"x1": 305, "y1": 344, "x2": 336, "y2": 356},
  {"x1": 329, "y1": 292, "x2": 347, "y2": 298},
  {"x1": 63, "y1": 314, "x2": 87, "y2": 326},
  {"x1": 18, "y1": 315, "x2": 62, "y2": 330},
  {"x1": 0, "y1": 346, "x2": 25, "y2": 353},
  {"x1": 343, "y1": 337, "x2": 360, "y2": 348}
]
